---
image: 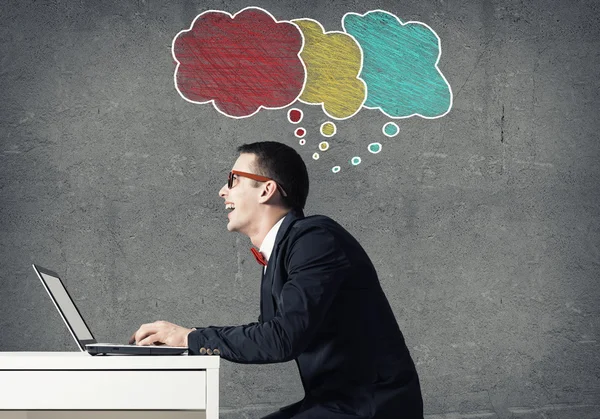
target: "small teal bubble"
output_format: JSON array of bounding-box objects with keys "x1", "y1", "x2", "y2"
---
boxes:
[
  {"x1": 350, "y1": 157, "x2": 362, "y2": 166},
  {"x1": 383, "y1": 122, "x2": 399, "y2": 137},
  {"x1": 332, "y1": 166, "x2": 341, "y2": 173},
  {"x1": 368, "y1": 142, "x2": 382, "y2": 154}
]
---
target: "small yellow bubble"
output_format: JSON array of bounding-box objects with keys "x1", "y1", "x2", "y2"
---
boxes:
[
  {"x1": 320, "y1": 122, "x2": 336, "y2": 137},
  {"x1": 319, "y1": 141, "x2": 330, "y2": 151},
  {"x1": 312, "y1": 152, "x2": 320, "y2": 160}
]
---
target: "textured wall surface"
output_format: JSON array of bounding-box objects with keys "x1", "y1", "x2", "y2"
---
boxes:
[{"x1": 1, "y1": 0, "x2": 599, "y2": 418}]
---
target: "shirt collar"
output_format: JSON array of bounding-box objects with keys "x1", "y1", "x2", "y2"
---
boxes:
[{"x1": 259, "y1": 214, "x2": 287, "y2": 262}]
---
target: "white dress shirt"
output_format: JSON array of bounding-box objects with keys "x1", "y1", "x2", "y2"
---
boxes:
[{"x1": 259, "y1": 214, "x2": 287, "y2": 270}]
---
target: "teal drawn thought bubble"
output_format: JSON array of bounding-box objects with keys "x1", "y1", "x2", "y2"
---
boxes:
[{"x1": 343, "y1": 10, "x2": 452, "y2": 119}]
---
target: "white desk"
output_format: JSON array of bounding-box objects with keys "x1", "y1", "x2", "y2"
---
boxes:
[{"x1": 0, "y1": 352, "x2": 219, "y2": 419}]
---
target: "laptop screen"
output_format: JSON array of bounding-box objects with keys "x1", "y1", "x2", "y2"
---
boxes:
[{"x1": 37, "y1": 270, "x2": 94, "y2": 342}]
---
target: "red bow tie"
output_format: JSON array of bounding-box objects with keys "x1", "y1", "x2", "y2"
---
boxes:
[{"x1": 251, "y1": 247, "x2": 268, "y2": 267}]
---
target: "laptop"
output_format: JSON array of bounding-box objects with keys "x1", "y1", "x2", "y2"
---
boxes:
[{"x1": 32, "y1": 264, "x2": 188, "y2": 355}]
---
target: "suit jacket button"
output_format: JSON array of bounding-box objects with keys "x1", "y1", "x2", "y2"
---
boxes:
[
  {"x1": 206, "y1": 349, "x2": 213, "y2": 355},
  {"x1": 199, "y1": 347, "x2": 207, "y2": 355},
  {"x1": 213, "y1": 349, "x2": 220, "y2": 355}
]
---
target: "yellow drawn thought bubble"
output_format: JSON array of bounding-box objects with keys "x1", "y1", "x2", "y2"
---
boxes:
[{"x1": 293, "y1": 19, "x2": 366, "y2": 120}]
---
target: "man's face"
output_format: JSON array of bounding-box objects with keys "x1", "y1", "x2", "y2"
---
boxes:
[{"x1": 218, "y1": 153, "x2": 263, "y2": 235}]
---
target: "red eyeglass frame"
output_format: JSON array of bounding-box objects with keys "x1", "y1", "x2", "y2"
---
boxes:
[{"x1": 228, "y1": 170, "x2": 288, "y2": 197}]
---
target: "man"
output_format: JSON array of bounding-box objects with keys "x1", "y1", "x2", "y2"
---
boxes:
[{"x1": 130, "y1": 141, "x2": 423, "y2": 418}]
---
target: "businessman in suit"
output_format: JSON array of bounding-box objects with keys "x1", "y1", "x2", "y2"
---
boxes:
[{"x1": 130, "y1": 141, "x2": 423, "y2": 418}]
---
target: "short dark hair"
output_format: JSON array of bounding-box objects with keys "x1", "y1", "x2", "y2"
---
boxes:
[{"x1": 237, "y1": 141, "x2": 309, "y2": 211}]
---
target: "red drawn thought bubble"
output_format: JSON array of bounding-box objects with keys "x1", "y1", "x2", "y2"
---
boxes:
[{"x1": 173, "y1": 8, "x2": 306, "y2": 118}]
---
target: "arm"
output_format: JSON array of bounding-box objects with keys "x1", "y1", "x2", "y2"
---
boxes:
[{"x1": 188, "y1": 226, "x2": 351, "y2": 363}]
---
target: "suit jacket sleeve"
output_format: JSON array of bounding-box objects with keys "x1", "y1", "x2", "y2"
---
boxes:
[{"x1": 187, "y1": 226, "x2": 352, "y2": 363}]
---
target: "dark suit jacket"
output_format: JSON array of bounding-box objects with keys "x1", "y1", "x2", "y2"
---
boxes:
[{"x1": 188, "y1": 211, "x2": 423, "y2": 418}]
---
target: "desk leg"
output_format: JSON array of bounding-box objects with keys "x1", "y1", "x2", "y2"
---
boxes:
[{"x1": 205, "y1": 367, "x2": 219, "y2": 419}]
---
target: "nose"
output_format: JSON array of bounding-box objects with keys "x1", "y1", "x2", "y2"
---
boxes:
[{"x1": 219, "y1": 183, "x2": 228, "y2": 198}]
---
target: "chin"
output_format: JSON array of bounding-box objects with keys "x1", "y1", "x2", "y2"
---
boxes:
[{"x1": 226, "y1": 220, "x2": 239, "y2": 232}]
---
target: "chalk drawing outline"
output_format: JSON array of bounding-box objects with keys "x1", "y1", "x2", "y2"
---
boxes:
[
  {"x1": 172, "y1": 7, "x2": 308, "y2": 119},
  {"x1": 294, "y1": 128, "x2": 306, "y2": 138},
  {"x1": 287, "y1": 108, "x2": 304, "y2": 124},
  {"x1": 292, "y1": 18, "x2": 368, "y2": 121},
  {"x1": 342, "y1": 9, "x2": 453, "y2": 120},
  {"x1": 320, "y1": 121, "x2": 337, "y2": 137},
  {"x1": 318, "y1": 141, "x2": 330, "y2": 151},
  {"x1": 350, "y1": 156, "x2": 362, "y2": 165},
  {"x1": 382, "y1": 122, "x2": 400, "y2": 137},
  {"x1": 368, "y1": 142, "x2": 382, "y2": 154}
]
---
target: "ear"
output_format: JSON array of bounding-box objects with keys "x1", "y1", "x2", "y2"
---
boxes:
[{"x1": 258, "y1": 180, "x2": 279, "y2": 204}]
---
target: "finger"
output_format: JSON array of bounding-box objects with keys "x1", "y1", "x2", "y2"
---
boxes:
[
  {"x1": 132, "y1": 321, "x2": 171, "y2": 345},
  {"x1": 131, "y1": 323, "x2": 155, "y2": 344},
  {"x1": 129, "y1": 326, "x2": 147, "y2": 344},
  {"x1": 136, "y1": 329, "x2": 157, "y2": 345},
  {"x1": 138, "y1": 333, "x2": 161, "y2": 346}
]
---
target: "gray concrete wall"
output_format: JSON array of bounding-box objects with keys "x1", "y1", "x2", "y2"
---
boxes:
[{"x1": 1, "y1": 0, "x2": 599, "y2": 417}]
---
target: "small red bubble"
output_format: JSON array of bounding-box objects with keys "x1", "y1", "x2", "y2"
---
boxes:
[
  {"x1": 288, "y1": 108, "x2": 303, "y2": 123},
  {"x1": 295, "y1": 128, "x2": 306, "y2": 137}
]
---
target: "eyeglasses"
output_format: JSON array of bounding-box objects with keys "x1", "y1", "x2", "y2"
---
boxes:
[{"x1": 228, "y1": 170, "x2": 288, "y2": 197}]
